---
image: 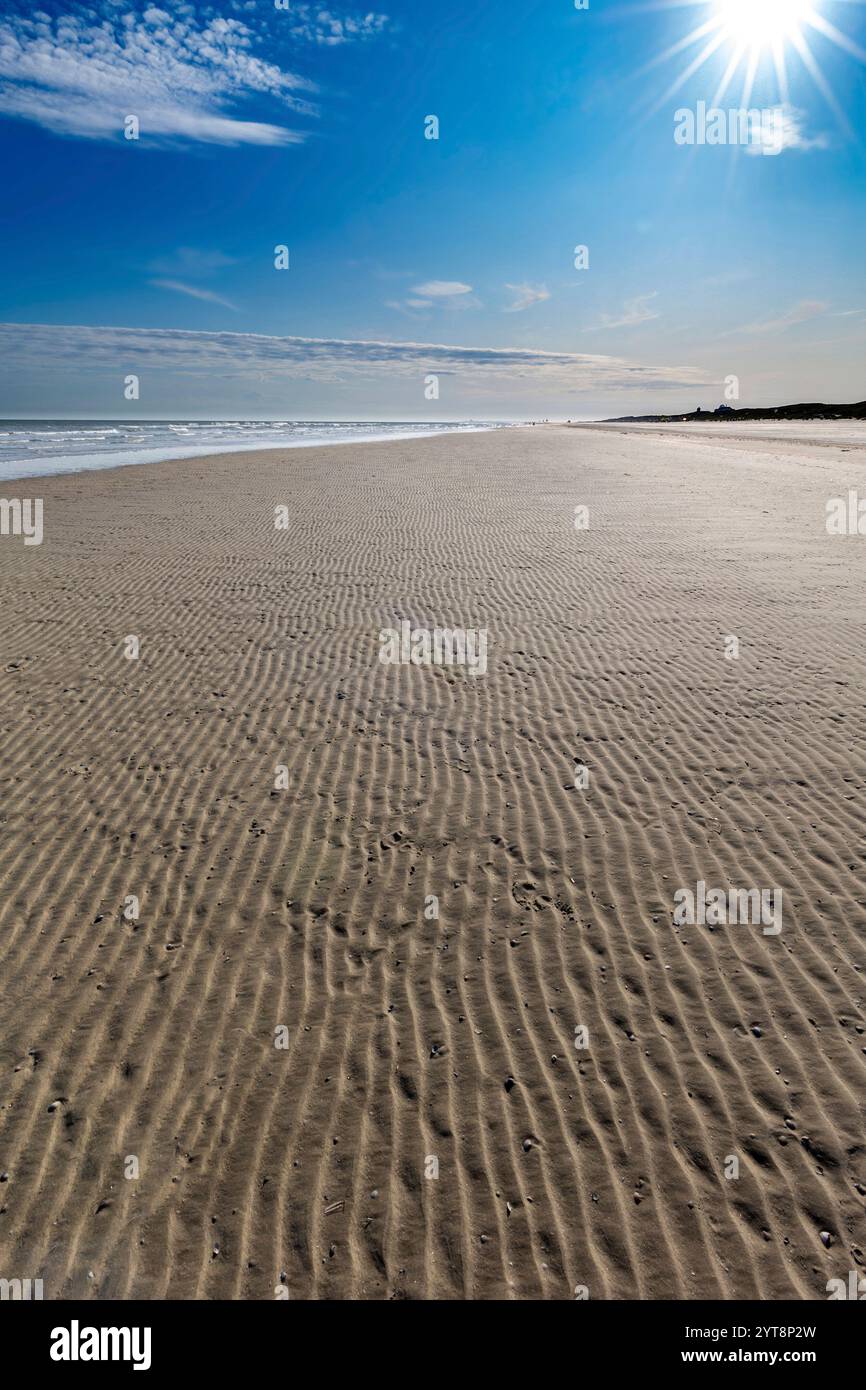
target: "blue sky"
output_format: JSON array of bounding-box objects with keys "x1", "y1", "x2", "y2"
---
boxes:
[{"x1": 0, "y1": 0, "x2": 864, "y2": 418}]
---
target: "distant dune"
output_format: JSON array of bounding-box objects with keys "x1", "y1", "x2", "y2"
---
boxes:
[{"x1": 604, "y1": 400, "x2": 866, "y2": 424}]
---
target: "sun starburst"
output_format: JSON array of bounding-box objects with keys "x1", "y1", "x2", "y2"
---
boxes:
[
  {"x1": 642, "y1": 0, "x2": 866, "y2": 125},
  {"x1": 717, "y1": 0, "x2": 813, "y2": 49}
]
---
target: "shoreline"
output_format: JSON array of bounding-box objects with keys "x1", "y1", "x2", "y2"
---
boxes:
[
  {"x1": 0, "y1": 422, "x2": 504, "y2": 488},
  {"x1": 6, "y1": 417, "x2": 866, "y2": 489}
]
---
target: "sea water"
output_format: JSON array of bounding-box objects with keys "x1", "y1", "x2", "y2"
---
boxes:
[{"x1": 0, "y1": 419, "x2": 504, "y2": 482}]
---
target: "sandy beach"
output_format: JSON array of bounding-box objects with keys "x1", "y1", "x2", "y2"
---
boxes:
[{"x1": 1, "y1": 423, "x2": 864, "y2": 1301}]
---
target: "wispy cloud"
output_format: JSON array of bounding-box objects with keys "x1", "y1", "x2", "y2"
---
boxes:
[
  {"x1": 504, "y1": 283, "x2": 551, "y2": 313},
  {"x1": 412, "y1": 281, "x2": 474, "y2": 299},
  {"x1": 744, "y1": 105, "x2": 830, "y2": 157},
  {"x1": 148, "y1": 249, "x2": 238, "y2": 278},
  {"x1": 595, "y1": 292, "x2": 660, "y2": 331},
  {"x1": 284, "y1": 5, "x2": 389, "y2": 46},
  {"x1": 738, "y1": 300, "x2": 828, "y2": 334},
  {"x1": 0, "y1": 321, "x2": 714, "y2": 393},
  {"x1": 0, "y1": 3, "x2": 387, "y2": 146},
  {"x1": 389, "y1": 281, "x2": 479, "y2": 314},
  {"x1": 150, "y1": 279, "x2": 238, "y2": 311}
]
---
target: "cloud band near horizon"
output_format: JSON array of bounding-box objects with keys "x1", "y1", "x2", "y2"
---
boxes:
[{"x1": 0, "y1": 322, "x2": 714, "y2": 394}]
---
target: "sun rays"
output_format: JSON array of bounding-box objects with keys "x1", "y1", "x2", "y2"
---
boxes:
[{"x1": 641, "y1": 0, "x2": 866, "y2": 121}]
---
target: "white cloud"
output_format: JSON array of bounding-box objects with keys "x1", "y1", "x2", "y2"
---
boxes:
[
  {"x1": 389, "y1": 281, "x2": 479, "y2": 315},
  {"x1": 284, "y1": 5, "x2": 389, "y2": 46},
  {"x1": 0, "y1": 321, "x2": 715, "y2": 394},
  {"x1": 412, "y1": 281, "x2": 474, "y2": 298},
  {"x1": 150, "y1": 279, "x2": 238, "y2": 311},
  {"x1": 504, "y1": 283, "x2": 551, "y2": 313},
  {"x1": 0, "y1": 3, "x2": 387, "y2": 145},
  {"x1": 738, "y1": 300, "x2": 828, "y2": 334},
  {"x1": 595, "y1": 292, "x2": 660, "y2": 331},
  {"x1": 744, "y1": 105, "x2": 830, "y2": 157}
]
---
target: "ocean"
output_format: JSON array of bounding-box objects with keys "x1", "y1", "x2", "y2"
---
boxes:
[{"x1": 0, "y1": 419, "x2": 504, "y2": 483}]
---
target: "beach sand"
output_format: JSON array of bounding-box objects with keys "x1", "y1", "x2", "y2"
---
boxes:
[{"x1": 0, "y1": 424, "x2": 864, "y2": 1300}]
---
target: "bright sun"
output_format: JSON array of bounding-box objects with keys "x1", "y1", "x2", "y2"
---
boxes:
[
  {"x1": 716, "y1": 0, "x2": 812, "y2": 49},
  {"x1": 644, "y1": 0, "x2": 866, "y2": 127}
]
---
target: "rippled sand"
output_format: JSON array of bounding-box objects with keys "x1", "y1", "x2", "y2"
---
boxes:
[{"x1": 0, "y1": 424, "x2": 864, "y2": 1299}]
